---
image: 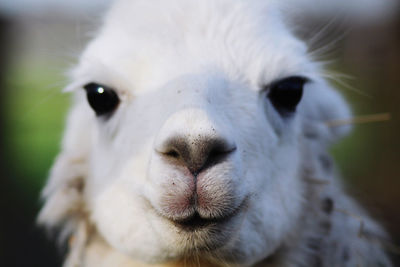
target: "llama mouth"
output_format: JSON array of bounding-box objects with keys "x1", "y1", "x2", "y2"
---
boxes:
[
  {"x1": 145, "y1": 195, "x2": 250, "y2": 232},
  {"x1": 170, "y1": 196, "x2": 249, "y2": 231},
  {"x1": 172, "y1": 212, "x2": 229, "y2": 231}
]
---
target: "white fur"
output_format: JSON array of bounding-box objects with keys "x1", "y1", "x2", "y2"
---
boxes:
[{"x1": 38, "y1": 0, "x2": 394, "y2": 266}]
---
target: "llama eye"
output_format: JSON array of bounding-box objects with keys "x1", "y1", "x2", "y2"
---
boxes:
[
  {"x1": 266, "y1": 76, "x2": 307, "y2": 115},
  {"x1": 83, "y1": 82, "x2": 120, "y2": 116}
]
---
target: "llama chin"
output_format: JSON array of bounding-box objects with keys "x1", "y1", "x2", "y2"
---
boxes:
[{"x1": 38, "y1": 0, "x2": 396, "y2": 266}]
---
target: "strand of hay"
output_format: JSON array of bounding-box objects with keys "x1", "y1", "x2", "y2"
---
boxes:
[{"x1": 325, "y1": 113, "x2": 391, "y2": 127}]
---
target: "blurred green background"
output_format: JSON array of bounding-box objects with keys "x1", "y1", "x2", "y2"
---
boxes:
[{"x1": 0, "y1": 2, "x2": 399, "y2": 266}]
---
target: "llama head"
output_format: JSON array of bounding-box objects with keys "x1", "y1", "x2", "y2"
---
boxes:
[{"x1": 38, "y1": 0, "x2": 394, "y2": 265}]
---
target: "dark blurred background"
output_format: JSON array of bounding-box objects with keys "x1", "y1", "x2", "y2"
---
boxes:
[{"x1": 0, "y1": 1, "x2": 399, "y2": 266}]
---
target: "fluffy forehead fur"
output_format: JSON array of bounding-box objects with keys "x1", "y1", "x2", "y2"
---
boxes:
[
  {"x1": 39, "y1": 0, "x2": 394, "y2": 266},
  {"x1": 73, "y1": 0, "x2": 316, "y2": 93}
]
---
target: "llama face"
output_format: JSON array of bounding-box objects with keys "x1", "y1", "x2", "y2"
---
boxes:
[{"x1": 42, "y1": 0, "x2": 352, "y2": 265}]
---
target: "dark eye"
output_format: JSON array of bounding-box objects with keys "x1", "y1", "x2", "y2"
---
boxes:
[
  {"x1": 267, "y1": 76, "x2": 308, "y2": 115},
  {"x1": 83, "y1": 82, "x2": 120, "y2": 116}
]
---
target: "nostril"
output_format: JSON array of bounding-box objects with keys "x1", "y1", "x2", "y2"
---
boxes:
[
  {"x1": 204, "y1": 143, "x2": 236, "y2": 168},
  {"x1": 165, "y1": 149, "x2": 180, "y2": 159},
  {"x1": 212, "y1": 142, "x2": 237, "y2": 155},
  {"x1": 158, "y1": 137, "x2": 190, "y2": 162},
  {"x1": 209, "y1": 143, "x2": 235, "y2": 159}
]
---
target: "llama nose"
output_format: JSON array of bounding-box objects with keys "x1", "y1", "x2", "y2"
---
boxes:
[{"x1": 160, "y1": 136, "x2": 236, "y2": 175}]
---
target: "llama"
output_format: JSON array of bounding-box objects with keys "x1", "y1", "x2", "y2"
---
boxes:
[{"x1": 38, "y1": 0, "x2": 396, "y2": 266}]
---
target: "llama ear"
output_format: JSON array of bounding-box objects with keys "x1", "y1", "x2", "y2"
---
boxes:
[
  {"x1": 298, "y1": 81, "x2": 352, "y2": 145},
  {"x1": 38, "y1": 92, "x2": 93, "y2": 237}
]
